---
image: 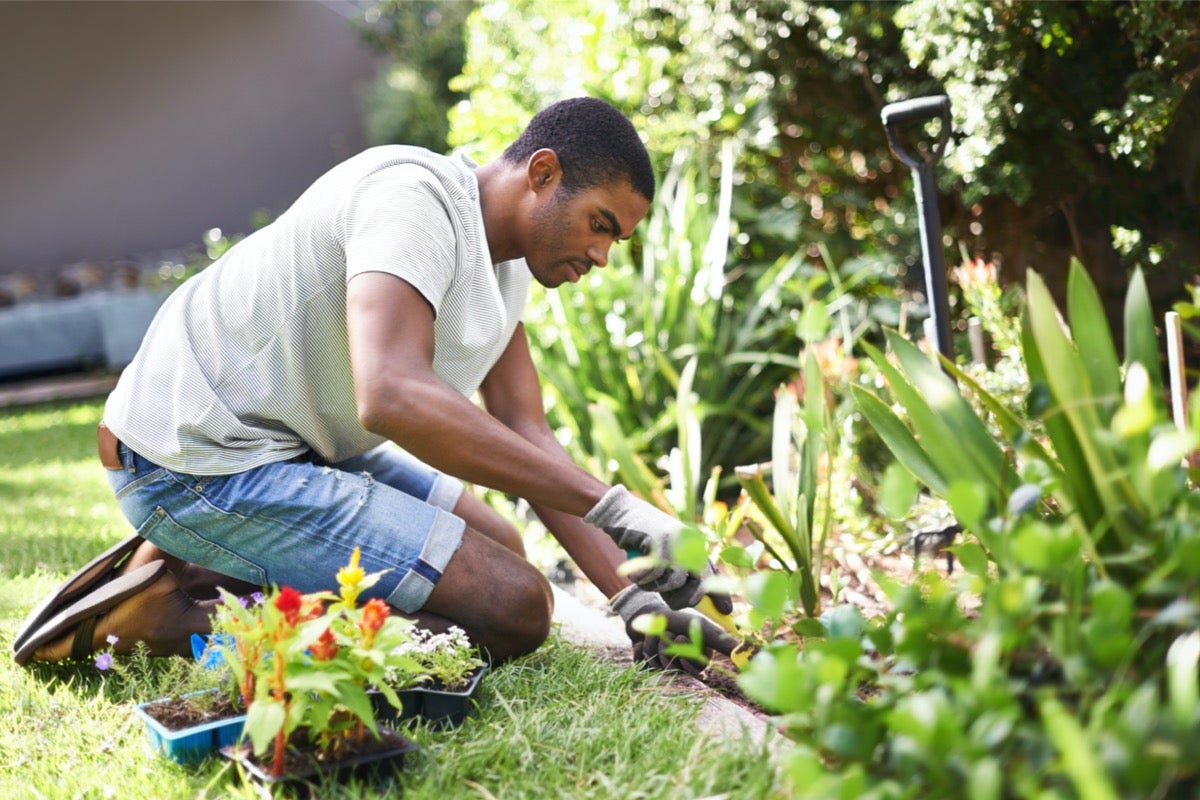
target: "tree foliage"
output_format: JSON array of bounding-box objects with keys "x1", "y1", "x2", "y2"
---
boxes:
[
  {"x1": 355, "y1": 0, "x2": 475, "y2": 151},
  {"x1": 444, "y1": 0, "x2": 1200, "y2": 318}
]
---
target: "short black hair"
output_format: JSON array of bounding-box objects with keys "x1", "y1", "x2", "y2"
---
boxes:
[{"x1": 502, "y1": 97, "x2": 656, "y2": 202}]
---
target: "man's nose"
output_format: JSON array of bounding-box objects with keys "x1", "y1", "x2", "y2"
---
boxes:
[{"x1": 586, "y1": 244, "x2": 610, "y2": 268}]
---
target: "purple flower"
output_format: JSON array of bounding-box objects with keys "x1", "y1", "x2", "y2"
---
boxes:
[
  {"x1": 95, "y1": 652, "x2": 113, "y2": 671},
  {"x1": 105, "y1": 634, "x2": 119, "y2": 646},
  {"x1": 251, "y1": 591, "x2": 265, "y2": 605}
]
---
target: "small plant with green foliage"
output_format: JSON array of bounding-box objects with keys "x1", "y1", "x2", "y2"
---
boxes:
[
  {"x1": 382, "y1": 625, "x2": 484, "y2": 692},
  {"x1": 213, "y1": 548, "x2": 418, "y2": 777},
  {"x1": 735, "y1": 261, "x2": 1200, "y2": 796},
  {"x1": 730, "y1": 349, "x2": 834, "y2": 623}
]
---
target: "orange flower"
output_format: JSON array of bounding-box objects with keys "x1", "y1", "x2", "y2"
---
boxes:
[
  {"x1": 310, "y1": 628, "x2": 339, "y2": 661},
  {"x1": 360, "y1": 599, "x2": 389, "y2": 634},
  {"x1": 953, "y1": 257, "x2": 997, "y2": 289},
  {"x1": 300, "y1": 594, "x2": 326, "y2": 622}
]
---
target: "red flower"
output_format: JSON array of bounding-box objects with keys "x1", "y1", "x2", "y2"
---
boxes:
[
  {"x1": 274, "y1": 586, "x2": 303, "y2": 626},
  {"x1": 310, "y1": 628, "x2": 339, "y2": 661}
]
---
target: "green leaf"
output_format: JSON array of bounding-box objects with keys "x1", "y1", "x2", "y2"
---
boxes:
[
  {"x1": 735, "y1": 466, "x2": 802, "y2": 568},
  {"x1": 718, "y1": 545, "x2": 756, "y2": 569},
  {"x1": 1066, "y1": 259, "x2": 1121, "y2": 404},
  {"x1": 946, "y1": 360, "x2": 1057, "y2": 466},
  {"x1": 745, "y1": 569, "x2": 790, "y2": 620},
  {"x1": 1012, "y1": 520, "x2": 1080, "y2": 575},
  {"x1": 797, "y1": 301, "x2": 831, "y2": 343},
  {"x1": 1167, "y1": 631, "x2": 1200, "y2": 727},
  {"x1": 792, "y1": 617, "x2": 828, "y2": 638},
  {"x1": 953, "y1": 542, "x2": 989, "y2": 578},
  {"x1": 1124, "y1": 267, "x2": 1164, "y2": 391},
  {"x1": 887, "y1": 331, "x2": 1017, "y2": 491},
  {"x1": 851, "y1": 385, "x2": 948, "y2": 497},
  {"x1": 245, "y1": 699, "x2": 287, "y2": 757},
  {"x1": 1026, "y1": 271, "x2": 1137, "y2": 549},
  {"x1": 819, "y1": 604, "x2": 866, "y2": 640},
  {"x1": 1039, "y1": 697, "x2": 1120, "y2": 800},
  {"x1": 946, "y1": 480, "x2": 988, "y2": 530},
  {"x1": 588, "y1": 402, "x2": 662, "y2": 503},
  {"x1": 879, "y1": 461, "x2": 918, "y2": 520},
  {"x1": 772, "y1": 384, "x2": 800, "y2": 533},
  {"x1": 285, "y1": 671, "x2": 341, "y2": 695},
  {"x1": 672, "y1": 525, "x2": 710, "y2": 574}
]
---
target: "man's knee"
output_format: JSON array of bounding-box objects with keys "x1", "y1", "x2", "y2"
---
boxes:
[{"x1": 504, "y1": 566, "x2": 553, "y2": 656}]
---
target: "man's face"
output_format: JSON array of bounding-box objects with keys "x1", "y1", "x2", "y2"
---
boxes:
[{"x1": 524, "y1": 179, "x2": 650, "y2": 289}]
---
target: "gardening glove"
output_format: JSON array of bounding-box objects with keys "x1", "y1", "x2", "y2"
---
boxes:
[
  {"x1": 584, "y1": 485, "x2": 732, "y2": 612},
  {"x1": 610, "y1": 585, "x2": 738, "y2": 677}
]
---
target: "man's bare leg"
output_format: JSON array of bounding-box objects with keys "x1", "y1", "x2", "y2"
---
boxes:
[
  {"x1": 418, "y1": 526, "x2": 553, "y2": 663},
  {"x1": 37, "y1": 493, "x2": 542, "y2": 663},
  {"x1": 451, "y1": 490, "x2": 525, "y2": 557}
]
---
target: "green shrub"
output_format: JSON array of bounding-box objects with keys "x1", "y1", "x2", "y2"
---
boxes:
[{"x1": 738, "y1": 261, "x2": 1200, "y2": 797}]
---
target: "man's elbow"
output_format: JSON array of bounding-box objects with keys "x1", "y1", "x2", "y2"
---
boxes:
[{"x1": 354, "y1": 383, "x2": 410, "y2": 438}]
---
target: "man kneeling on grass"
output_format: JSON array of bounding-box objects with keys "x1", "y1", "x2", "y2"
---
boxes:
[{"x1": 13, "y1": 97, "x2": 735, "y2": 675}]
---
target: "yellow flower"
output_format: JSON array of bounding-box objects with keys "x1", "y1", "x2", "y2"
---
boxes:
[{"x1": 337, "y1": 547, "x2": 366, "y2": 603}]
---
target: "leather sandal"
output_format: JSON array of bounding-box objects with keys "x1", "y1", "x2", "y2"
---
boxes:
[
  {"x1": 13, "y1": 560, "x2": 170, "y2": 666},
  {"x1": 11, "y1": 533, "x2": 143, "y2": 656}
]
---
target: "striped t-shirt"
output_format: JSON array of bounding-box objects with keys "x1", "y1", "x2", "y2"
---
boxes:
[{"x1": 104, "y1": 146, "x2": 531, "y2": 474}]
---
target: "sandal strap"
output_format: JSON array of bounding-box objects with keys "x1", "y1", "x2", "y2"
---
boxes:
[{"x1": 71, "y1": 615, "x2": 98, "y2": 661}]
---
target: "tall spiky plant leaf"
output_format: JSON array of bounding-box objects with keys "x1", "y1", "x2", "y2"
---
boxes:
[
  {"x1": 889, "y1": 331, "x2": 1019, "y2": 492},
  {"x1": 772, "y1": 383, "x2": 800, "y2": 538},
  {"x1": 851, "y1": 385, "x2": 950, "y2": 497},
  {"x1": 1066, "y1": 259, "x2": 1121, "y2": 409},
  {"x1": 859, "y1": 339, "x2": 995, "y2": 490},
  {"x1": 671, "y1": 356, "x2": 703, "y2": 517},
  {"x1": 589, "y1": 402, "x2": 667, "y2": 510},
  {"x1": 944, "y1": 359, "x2": 1057, "y2": 468},
  {"x1": 1020, "y1": 297, "x2": 1100, "y2": 542},
  {"x1": 1124, "y1": 267, "x2": 1164, "y2": 391},
  {"x1": 1025, "y1": 271, "x2": 1140, "y2": 548}
]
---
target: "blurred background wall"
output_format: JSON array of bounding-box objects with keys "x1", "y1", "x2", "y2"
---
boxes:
[{"x1": 0, "y1": 0, "x2": 382, "y2": 281}]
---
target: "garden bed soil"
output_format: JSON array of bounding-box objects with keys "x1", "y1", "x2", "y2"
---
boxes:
[
  {"x1": 222, "y1": 726, "x2": 418, "y2": 786},
  {"x1": 139, "y1": 693, "x2": 241, "y2": 731}
]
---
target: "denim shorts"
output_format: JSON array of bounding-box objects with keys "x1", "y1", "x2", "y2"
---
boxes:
[{"x1": 106, "y1": 442, "x2": 465, "y2": 613}]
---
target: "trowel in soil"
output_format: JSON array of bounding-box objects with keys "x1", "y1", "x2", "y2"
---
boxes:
[
  {"x1": 625, "y1": 548, "x2": 753, "y2": 669},
  {"x1": 695, "y1": 595, "x2": 753, "y2": 670}
]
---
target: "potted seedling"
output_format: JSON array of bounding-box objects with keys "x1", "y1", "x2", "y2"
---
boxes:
[
  {"x1": 375, "y1": 625, "x2": 487, "y2": 728},
  {"x1": 212, "y1": 550, "x2": 419, "y2": 786},
  {"x1": 111, "y1": 630, "x2": 252, "y2": 765}
]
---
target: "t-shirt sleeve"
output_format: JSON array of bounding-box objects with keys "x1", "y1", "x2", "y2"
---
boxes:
[{"x1": 339, "y1": 164, "x2": 458, "y2": 315}]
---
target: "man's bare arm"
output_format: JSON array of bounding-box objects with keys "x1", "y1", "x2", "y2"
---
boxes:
[
  {"x1": 346, "y1": 271, "x2": 608, "y2": 517},
  {"x1": 476, "y1": 319, "x2": 632, "y2": 599}
]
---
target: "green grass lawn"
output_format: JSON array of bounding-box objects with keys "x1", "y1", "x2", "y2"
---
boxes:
[{"x1": 0, "y1": 399, "x2": 782, "y2": 799}]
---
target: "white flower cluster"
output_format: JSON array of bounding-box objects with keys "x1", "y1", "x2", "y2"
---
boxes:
[
  {"x1": 382, "y1": 625, "x2": 482, "y2": 690},
  {"x1": 389, "y1": 625, "x2": 472, "y2": 660}
]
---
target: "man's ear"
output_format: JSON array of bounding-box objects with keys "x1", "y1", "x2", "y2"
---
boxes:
[{"x1": 527, "y1": 148, "x2": 561, "y2": 192}]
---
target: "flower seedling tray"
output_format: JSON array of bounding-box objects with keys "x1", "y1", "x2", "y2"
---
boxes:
[
  {"x1": 373, "y1": 665, "x2": 488, "y2": 728},
  {"x1": 221, "y1": 726, "x2": 419, "y2": 787},
  {"x1": 133, "y1": 691, "x2": 246, "y2": 765}
]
